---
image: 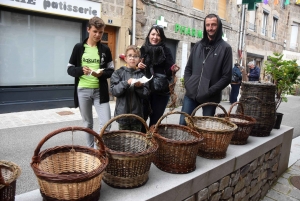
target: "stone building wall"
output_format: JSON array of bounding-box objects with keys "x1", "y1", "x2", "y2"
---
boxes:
[{"x1": 183, "y1": 145, "x2": 281, "y2": 201}]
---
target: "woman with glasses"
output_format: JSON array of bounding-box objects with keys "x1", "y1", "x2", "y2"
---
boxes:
[{"x1": 137, "y1": 25, "x2": 179, "y2": 130}]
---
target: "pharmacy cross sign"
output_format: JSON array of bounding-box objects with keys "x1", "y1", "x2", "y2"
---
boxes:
[
  {"x1": 242, "y1": 0, "x2": 262, "y2": 10},
  {"x1": 156, "y1": 16, "x2": 168, "y2": 28}
]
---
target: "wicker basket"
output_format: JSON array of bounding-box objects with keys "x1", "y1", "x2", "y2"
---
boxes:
[
  {"x1": 31, "y1": 127, "x2": 108, "y2": 201},
  {"x1": 238, "y1": 82, "x2": 276, "y2": 137},
  {"x1": 98, "y1": 114, "x2": 158, "y2": 189},
  {"x1": 0, "y1": 161, "x2": 21, "y2": 201},
  {"x1": 216, "y1": 102, "x2": 257, "y2": 145},
  {"x1": 150, "y1": 111, "x2": 203, "y2": 174},
  {"x1": 237, "y1": 95, "x2": 275, "y2": 137},
  {"x1": 186, "y1": 102, "x2": 237, "y2": 159}
]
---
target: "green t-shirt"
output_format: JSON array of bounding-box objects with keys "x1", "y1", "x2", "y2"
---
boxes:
[{"x1": 78, "y1": 44, "x2": 100, "y2": 88}]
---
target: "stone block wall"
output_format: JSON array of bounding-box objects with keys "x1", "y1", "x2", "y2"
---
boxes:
[{"x1": 183, "y1": 145, "x2": 282, "y2": 201}]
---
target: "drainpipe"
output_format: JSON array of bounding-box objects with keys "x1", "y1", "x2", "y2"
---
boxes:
[
  {"x1": 132, "y1": 0, "x2": 136, "y2": 45},
  {"x1": 238, "y1": 4, "x2": 246, "y2": 63}
]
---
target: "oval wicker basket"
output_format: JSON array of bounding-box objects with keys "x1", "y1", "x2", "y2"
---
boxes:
[
  {"x1": 0, "y1": 160, "x2": 21, "y2": 201},
  {"x1": 31, "y1": 127, "x2": 108, "y2": 201},
  {"x1": 186, "y1": 102, "x2": 237, "y2": 159},
  {"x1": 150, "y1": 111, "x2": 204, "y2": 174},
  {"x1": 98, "y1": 114, "x2": 158, "y2": 189},
  {"x1": 216, "y1": 102, "x2": 257, "y2": 145}
]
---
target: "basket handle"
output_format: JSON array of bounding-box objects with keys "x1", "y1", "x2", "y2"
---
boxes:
[
  {"x1": 152, "y1": 111, "x2": 195, "y2": 133},
  {"x1": 31, "y1": 127, "x2": 106, "y2": 163},
  {"x1": 190, "y1": 102, "x2": 228, "y2": 117},
  {"x1": 0, "y1": 165, "x2": 6, "y2": 186},
  {"x1": 228, "y1": 102, "x2": 244, "y2": 116},
  {"x1": 99, "y1": 114, "x2": 150, "y2": 138}
]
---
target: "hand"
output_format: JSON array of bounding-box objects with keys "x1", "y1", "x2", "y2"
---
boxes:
[
  {"x1": 92, "y1": 70, "x2": 103, "y2": 77},
  {"x1": 134, "y1": 81, "x2": 143, "y2": 87},
  {"x1": 137, "y1": 58, "x2": 146, "y2": 69},
  {"x1": 128, "y1": 78, "x2": 133, "y2": 85},
  {"x1": 171, "y1": 64, "x2": 180, "y2": 72},
  {"x1": 82, "y1": 66, "x2": 92, "y2": 75}
]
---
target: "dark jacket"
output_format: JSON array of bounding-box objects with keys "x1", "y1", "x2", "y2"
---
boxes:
[
  {"x1": 110, "y1": 66, "x2": 150, "y2": 124},
  {"x1": 184, "y1": 15, "x2": 232, "y2": 104},
  {"x1": 248, "y1": 66, "x2": 260, "y2": 81},
  {"x1": 232, "y1": 66, "x2": 242, "y2": 84},
  {"x1": 67, "y1": 38, "x2": 114, "y2": 108}
]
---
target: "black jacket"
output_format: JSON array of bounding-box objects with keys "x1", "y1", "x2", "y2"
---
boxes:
[
  {"x1": 184, "y1": 15, "x2": 232, "y2": 104},
  {"x1": 67, "y1": 38, "x2": 114, "y2": 108},
  {"x1": 110, "y1": 66, "x2": 150, "y2": 124}
]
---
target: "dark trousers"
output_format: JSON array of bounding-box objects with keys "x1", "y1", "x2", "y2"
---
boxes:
[
  {"x1": 141, "y1": 93, "x2": 170, "y2": 132},
  {"x1": 230, "y1": 83, "x2": 241, "y2": 104},
  {"x1": 179, "y1": 95, "x2": 217, "y2": 125}
]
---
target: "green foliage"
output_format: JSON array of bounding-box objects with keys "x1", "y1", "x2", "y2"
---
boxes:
[{"x1": 264, "y1": 52, "x2": 300, "y2": 110}]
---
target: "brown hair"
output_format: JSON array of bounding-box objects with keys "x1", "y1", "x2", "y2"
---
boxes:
[
  {"x1": 88, "y1": 17, "x2": 105, "y2": 29},
  {"x1": 125, "y1": 45, "x2": 141, "y2": 57}
]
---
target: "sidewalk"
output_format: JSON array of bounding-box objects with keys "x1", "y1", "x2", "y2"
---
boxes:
[{"x1": 0, "y1": 101, "x2": 299, "y2": 200}]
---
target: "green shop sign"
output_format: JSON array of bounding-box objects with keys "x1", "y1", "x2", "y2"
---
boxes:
[{"x1": 174, "y1": 24, "x2": 203, "y2": 38}]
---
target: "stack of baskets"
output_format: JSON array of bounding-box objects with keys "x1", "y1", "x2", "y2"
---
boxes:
[
  {"x1": 31, "y1": 127, "x2": 108, "y2": 201},
  {"x1": 150, "y1": 111, "x2": 203, "y2": 174},
  {"x1": 238, "y1": 82, "x2": 276, "y2": 136},
  {"x1": 186, "y1": 102, "x2": 237, "y2": 159},
  {"x1": 98, "y1": 114, "x2": 158, "y2": 188},
  {"x1": 0, "y1": 160, "x2": 21, "y2": 201},
  {"x1": 216, "y1": 102, "x2": 257, "y2": 145}
]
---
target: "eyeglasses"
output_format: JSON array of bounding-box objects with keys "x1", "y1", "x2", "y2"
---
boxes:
[
  {"x1": 152, "y1": 24, "x2": 164, "y2": 28},
  {"x1": 126, "y1": 55, "x2": 139, "y2": 59}
]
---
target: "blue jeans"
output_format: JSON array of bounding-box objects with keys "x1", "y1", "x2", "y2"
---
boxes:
[
  {"x1": 230, "y1": 83, "x2": 241, "y2": 103},
  {"x1": 179, "y1": 95, "x2": 216, "y2": 125}
]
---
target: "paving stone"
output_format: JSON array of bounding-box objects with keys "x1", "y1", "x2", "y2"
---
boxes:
[
  {"x1": 273, "y1": 182, "x2": 292, "y2": 194},
  {"x1": 277, "y1": 177, "x2": 291, "y2": 186},
  {"x1": 265, "y1": 189, "x2": 299, "y2": 201}
]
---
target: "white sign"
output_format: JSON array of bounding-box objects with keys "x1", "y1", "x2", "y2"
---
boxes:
[
  {"x1": 181, "y1": 43, "x2": 188, "y2": 78},
  {"x1": 282, "y1": 50, "x2": 300, "y2": 65},
  {"x1": 0, "y1": 0, "x2": 101, "y2": 19}
]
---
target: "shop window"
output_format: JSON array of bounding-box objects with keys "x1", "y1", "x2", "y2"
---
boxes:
[
  {"x1": 193, "y1": 0, "x2": 204, "y2": 11},
  {"x1": 218, "y1": 0, "x2": 227, "y2": 20},
  {"x1": 0, "y1": 10, "x2": 80, "y2": 86}
]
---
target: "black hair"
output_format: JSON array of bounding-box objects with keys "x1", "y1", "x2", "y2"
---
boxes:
[{"x1": 145, "y1": 25, "x2": 167, "y2": 43}]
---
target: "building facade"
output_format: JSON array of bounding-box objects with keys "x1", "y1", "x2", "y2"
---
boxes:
[{"x1": 0, "y1": 0, "x2": 299, "y2": 113}]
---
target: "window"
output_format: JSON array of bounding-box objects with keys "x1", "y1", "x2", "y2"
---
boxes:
[
  {"x1": 290, "y1": 23, "x2": 299, "y2": 49},
  {"x1": 272, "y1": 17, "x2": 278, "y2": 39},
  {"x1": 0, "y1": 10, "x2": 80, "y2": 86},
  {"x1": 193, "y1": 0, "x2": 204, "y2": 11},
  {"x1": 262, "y1": 11, "x2": 269, "y2": 36},
  {"x1": 248, "y1": 5, "x2": 258, "y2": 32},
  {"x1": 218, "y1": 0, "x2": 227, "y2": 20}
]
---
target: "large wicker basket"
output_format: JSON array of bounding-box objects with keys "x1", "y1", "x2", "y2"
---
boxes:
[
  {"x1": 31, "y1": 127, "x2": 108, "y2": 201},
  {"x1": 0, "y1": 161, "x2": 21, "y2": 201},
  {"x1": 98, "y1": 114, "x2": 158, "y2": 189},
  {"x1": 186, "y1": 102, "x2": 237, "y2": 159},
  {"x1": 150, "y1": 111, "x2": 203, "y2": 174},
  {"x1": 216, "y1": 102, "x2": 257, "y2": 145}
]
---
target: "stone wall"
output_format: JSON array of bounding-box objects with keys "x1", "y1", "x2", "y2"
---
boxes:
[{"x1": 183, "y1": 145, "x2": 281, "y2": 201}]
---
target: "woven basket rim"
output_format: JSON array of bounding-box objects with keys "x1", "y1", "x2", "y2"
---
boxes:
[
  {"x1": 215, "y1": 113, "x2": 257, "y2": 126},
  {"x1": 31, "y1": 145, "x2": 108, "y2": 183},
  {"x1": 102, "y1": 130, "x2": 158, "y2": 156},
  {"x1": 190, "y1": 116, "x2": 238, "y2": 132},
  {"x1": 0, "y1": 160, "x2": 21, "y2": 188},
  {"x1": 152, "y1": 124, "x2": 204, "y2": 144}
]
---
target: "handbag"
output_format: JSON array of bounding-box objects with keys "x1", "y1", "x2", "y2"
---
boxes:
[
  {"x1": 231, "y1": 73, "x2": 239, "y2": 83},
  {"x1": 151, "y1": 73, "x2": 171, "y2": 94},
  {"x1": 149, "y1": 66, "x2": 171, "y2": 94}
]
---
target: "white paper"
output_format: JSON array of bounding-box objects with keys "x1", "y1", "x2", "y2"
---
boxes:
[{"x1": 131, "y1": 75, "x2": 153, "y2": 86}]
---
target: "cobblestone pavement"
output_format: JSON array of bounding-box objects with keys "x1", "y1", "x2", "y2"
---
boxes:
[{"x1": 1, "y1": 101, "x2": 299, "y2": 200}]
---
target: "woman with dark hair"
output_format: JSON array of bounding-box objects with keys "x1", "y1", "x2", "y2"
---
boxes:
[{"x1": 137, "y1": 25, "x2": 179, "y2": 129}]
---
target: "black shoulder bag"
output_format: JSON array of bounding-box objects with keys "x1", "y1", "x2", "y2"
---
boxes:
[{"x1": 149, "y1": 66, "x2": 171, "y2": 95}]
